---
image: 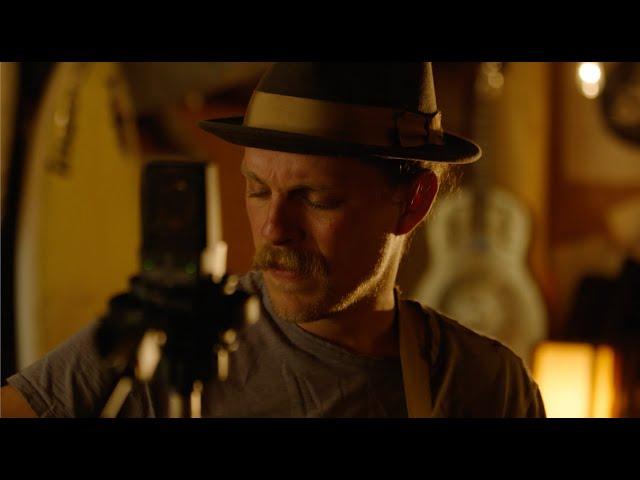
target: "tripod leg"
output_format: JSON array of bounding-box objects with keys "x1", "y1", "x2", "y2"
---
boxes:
[
  {"x1": 216, "y1": 347, "x2": 229, "y2": 381},
  {"x1": 101, "y1": 330, "x2": 166, "y2": 418},
  {"x1": 101, "y1": 377, "x2": 133, "y2": 418},
  {"x1": 135, "y1": 329, "x2": 166, "y2": 382},
  {"x1": 166, "y1": 383, "x2": 204, "y2": 418},
  {"x1": 190, "y1": 381, "x2": 204, "y2": 418},
  {"x1": 168, "y1": 392, "x2": 184, "y2": 418}
]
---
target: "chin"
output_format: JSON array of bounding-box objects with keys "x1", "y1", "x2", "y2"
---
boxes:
[
  {"x1": 263, "y1": 276, "x2": 335, "y2": 323},
  {"x1": 265, "y1": 283, "x2": 323, "y2": 323},
  {"x1": 265, "y1": 276, "x2": 372, "y2": 324}
]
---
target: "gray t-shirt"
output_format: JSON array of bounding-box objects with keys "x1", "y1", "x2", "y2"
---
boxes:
[
  {"x1": 7, "y1": 272, "x2": 407, "y2": 418},
  {"x1": 7, "y1": 271, "x2": 546, "y2": 418}
]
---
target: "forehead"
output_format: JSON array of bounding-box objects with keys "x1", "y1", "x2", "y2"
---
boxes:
[{"x1": 241, "y1": 147, "x2": 382, "y2": 186}]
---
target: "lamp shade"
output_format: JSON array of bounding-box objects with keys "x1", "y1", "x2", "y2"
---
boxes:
[{"x1": 532, "y1": 341, "x2": 618, "y2": 418}]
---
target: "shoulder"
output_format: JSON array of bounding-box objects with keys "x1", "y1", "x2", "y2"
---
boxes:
[
  {"x1": 405, "y1": 299, "x2": 546, "y2": 417},
  {"x1": 7, "y1": 324, "x2": 110, "y2": 417},
  {"x1": 7, "y1": 322, "x2": 155, "y2": 418}
]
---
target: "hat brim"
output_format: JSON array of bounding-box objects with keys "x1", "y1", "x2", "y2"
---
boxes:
[{"x1": 199, "y1": 117, "x2": 481, "y2": 164}]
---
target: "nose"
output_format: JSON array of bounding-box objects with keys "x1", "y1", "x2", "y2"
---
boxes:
[{"x1": 260, "y1": 196, "x2": 303, "y2": 246}]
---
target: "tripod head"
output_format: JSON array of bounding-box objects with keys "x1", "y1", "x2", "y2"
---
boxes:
[{"x1": 95, "y1": 159, "x2": 259, "y2": 417}]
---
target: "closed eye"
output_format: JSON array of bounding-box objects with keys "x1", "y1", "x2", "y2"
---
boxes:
[
  {"x1": 303, "y1": 197, "x2": 342, "y2": 210},
  {"x1": 247, "y1": 190, "x2": 270, "y2": 198},
  {"x1": 294, "y1": 190, "x2": 343, "y2": 210},
  {"x1": 245, "y1": 178, "x2": 344, "y2": 211}
]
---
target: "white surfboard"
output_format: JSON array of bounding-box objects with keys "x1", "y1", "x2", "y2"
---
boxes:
[{"x1": 15, "y1": 62, "x2": 143, "y2": 368}]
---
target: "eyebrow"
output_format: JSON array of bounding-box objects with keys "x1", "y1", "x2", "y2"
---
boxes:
[
  {"x1": 240, "y1": 164, "x2": 266, "y2": 185},
  {"x1": 240, "y1": 164, "x2": 336, "y2": 192}
]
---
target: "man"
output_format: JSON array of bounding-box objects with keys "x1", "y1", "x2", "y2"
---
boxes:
[{"x1": 1, "y1": 62, "x2": 546, "y2": 417}]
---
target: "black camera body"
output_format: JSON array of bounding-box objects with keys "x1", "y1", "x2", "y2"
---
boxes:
[
  {"x1": 140, "y1": 160, "x2": 207, "y2": 285},
  {"x1": 95, "y1": 159, "x2": 258, "y2": 417}
]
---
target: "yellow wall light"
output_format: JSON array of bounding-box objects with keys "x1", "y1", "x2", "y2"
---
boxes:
[{"x1": 532, "y1": 341, "x2": 618, "y2": 418}]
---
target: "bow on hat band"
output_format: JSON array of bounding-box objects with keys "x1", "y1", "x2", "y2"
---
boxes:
[{"x1": 244, "y1": 91, "x2": 445, "y2": 149}]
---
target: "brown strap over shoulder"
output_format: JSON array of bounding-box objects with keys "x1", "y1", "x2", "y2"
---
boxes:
[{"x1": 399, "y1": 300, "x2": 433, "y2": 418}]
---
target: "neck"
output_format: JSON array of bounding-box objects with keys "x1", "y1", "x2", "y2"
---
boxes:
[{"x1": 298, "y1": 275, "x2": 400, "y2": 357}]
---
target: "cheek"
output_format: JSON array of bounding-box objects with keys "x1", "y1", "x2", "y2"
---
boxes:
[
  {"x1": 245, "y1": 199, "x2": 264, "y2": 244},
  {"x1": 311, "y1": 217, "x2": 344, "y2": 254},
  {"x1": 312, "y1": 206, "x2": 393, "y2": 266}
]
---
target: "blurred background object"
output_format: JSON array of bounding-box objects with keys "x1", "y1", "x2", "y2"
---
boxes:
[
  {"x1": 14, "y1": 62, "x2": 142, "y2": 368},
  {"x1": 1, "y1": 63, "x2": 19, "y2": 221},
  {"x1": 400, "y1": 63, "x2": 547, "y2": 367},
  {"x1": 576, "y1": 62, "x2": 605, "y2": 99},
  {"x1": 600, "y1": 62, "x2": 640, "y2": 146},
  {"x1": 2, "y1": 62, "x2": 639, "y2": 416},
  {"x1": 532, "y1": 341, "x2": 618, "y2": 418},
  {"x1": 121, "y1": 62, "x2": 271, "y2": 116}
]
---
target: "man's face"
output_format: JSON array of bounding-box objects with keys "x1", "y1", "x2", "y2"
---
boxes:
[{"x1": 242, "y1": 147, "x2": 405, "y2": 323}]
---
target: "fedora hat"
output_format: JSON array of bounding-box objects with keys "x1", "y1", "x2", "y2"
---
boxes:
[{"x1": 199, "y1": 62, "x2": 481, "y2": 164}]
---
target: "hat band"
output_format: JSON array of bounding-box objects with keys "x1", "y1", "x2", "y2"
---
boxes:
[{"x1": 244, "y1": 91, "x2": 444, "y2": 148}]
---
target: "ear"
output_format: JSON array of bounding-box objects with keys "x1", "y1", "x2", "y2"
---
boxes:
[{"x1": 394, "y1": 169, "x2": 439, "y2": 235}]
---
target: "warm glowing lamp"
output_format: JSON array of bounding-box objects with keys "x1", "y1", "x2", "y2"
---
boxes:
[
  {"x1": 576, "y1": 62, "x2": 605, "y2": 99},
  {"x1": 532, "y1": 341, "x2": 618, "y2": 418}
]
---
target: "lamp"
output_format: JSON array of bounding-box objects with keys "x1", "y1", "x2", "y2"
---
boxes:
[{"x1": 532, "y1": 341, "x2": 619, "y2": 418}]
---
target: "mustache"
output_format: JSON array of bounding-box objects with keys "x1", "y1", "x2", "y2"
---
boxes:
[{"x1": 252, "y1": 245, "x2": 329, "y2": 277}]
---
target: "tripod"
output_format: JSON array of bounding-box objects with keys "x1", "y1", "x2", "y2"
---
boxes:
[{"x1": 95, "y1": 242, "x2": 260, "y2": 418}]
